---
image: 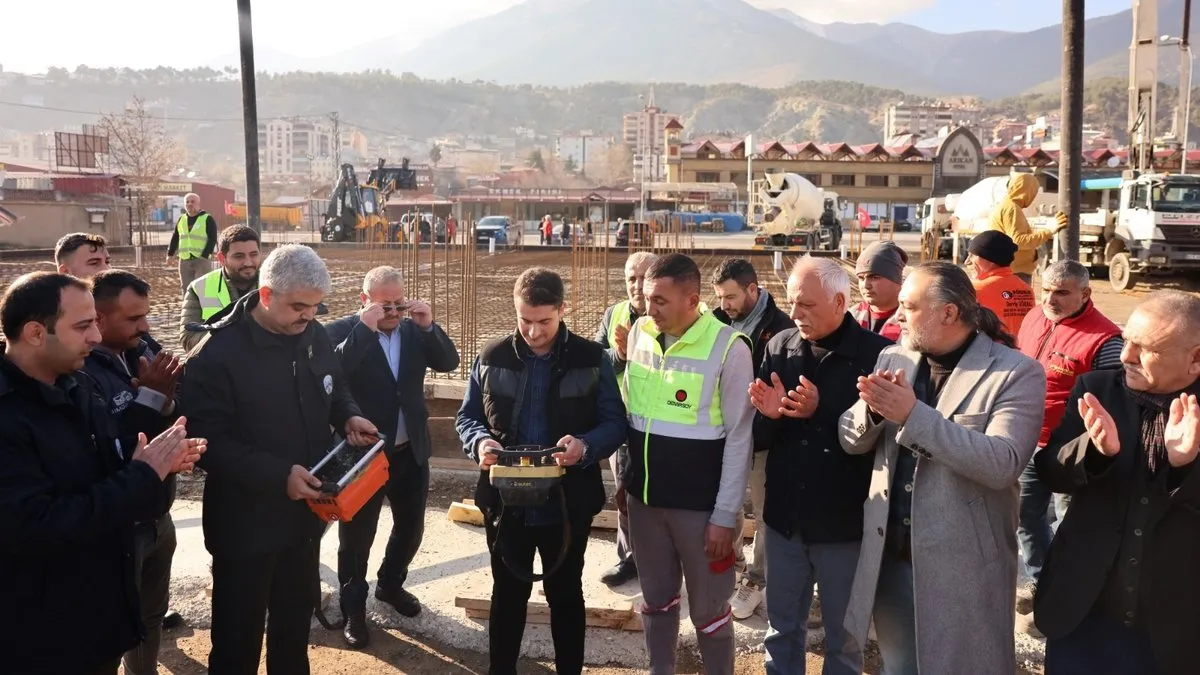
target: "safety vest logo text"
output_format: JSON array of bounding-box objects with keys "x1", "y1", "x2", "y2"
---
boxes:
[{"x1": 667, "y1": 388, "x2": 693, "y2": 409}]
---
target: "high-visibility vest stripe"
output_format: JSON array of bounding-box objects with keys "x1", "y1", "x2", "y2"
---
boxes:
[
  {"x1": 189, "y1": 269, "x2": 233, "y2": 320},
  {"x1": 176, "y1": 213, "x2": 210, "y2": 259}
]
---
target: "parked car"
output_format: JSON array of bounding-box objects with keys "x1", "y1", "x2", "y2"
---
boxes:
[
  {"x1": 615, "y1": 220, "x2": 653, "y2": 247},
  {"x1": 475, "y1": 215, "x2": 519, "y2": 246},
  {"x1": 894, "y1": 220, "x2": 914, "y2": 232}
]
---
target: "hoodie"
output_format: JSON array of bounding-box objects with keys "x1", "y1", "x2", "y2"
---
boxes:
[{"x1": 986, "y1": 173, "x2": 1055, "y2": 275}]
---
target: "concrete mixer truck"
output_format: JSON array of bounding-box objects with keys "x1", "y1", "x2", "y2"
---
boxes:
[{"x1": 750, "y1": 172, "x2": 844, "y2": 252}]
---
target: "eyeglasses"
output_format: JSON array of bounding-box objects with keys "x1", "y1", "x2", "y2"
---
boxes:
[{"x1": 379, "y1": 303, "x2": 411, "y2": 313}]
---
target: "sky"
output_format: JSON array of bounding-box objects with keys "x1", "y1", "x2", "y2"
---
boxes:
[{"x1": 0, "y1": 0, "x2": 1139, "y2": 73}]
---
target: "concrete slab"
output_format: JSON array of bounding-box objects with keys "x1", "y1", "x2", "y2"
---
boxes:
[{"x1": 167, "y1": 491, "x2": 780, "y2": 668}]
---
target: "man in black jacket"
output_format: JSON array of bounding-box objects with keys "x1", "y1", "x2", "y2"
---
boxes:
[
  {"x1": 456, "y1": 267, "x2": 626, "y2": 675},
  {"x1": 182, "y1": 244, "x2": 377, "y2": 675},
  {"x1": 711, "y1": 257, "x2": 793, "y2": 620},
  {"x1": 1034, "y1": 291, "x2": 1200, "y2": 675},
  {"x1": 0, "y1": 271, "x2": 200, "y2": 675},
  {"x1": 84, "y1": 270, "x2": 184, "y2": 675},
  {"x1": 325, "y1": 265, "x2": 460, "y2": 647},
  {"x1": 748, "y1": 256, "x2": 890, "y2": 674}
]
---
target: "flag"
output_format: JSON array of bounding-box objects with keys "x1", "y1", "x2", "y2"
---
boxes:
[{"x1": 857, "y1": 207, "x2": 871, "y2": 230}]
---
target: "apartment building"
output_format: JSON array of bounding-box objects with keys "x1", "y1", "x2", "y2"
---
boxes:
[
  {"x1": 883, "y1": 103, "x2": 983, "y2": 141},
  {"x1": 554, "y1": 132, "x2": 612, "y2": 174},
  {"x1": 621, "y1": 97, "x2": 680, "y2": 182},
  {"x1": 258, "y1": 119, "x2": 336, "y2": 179}
]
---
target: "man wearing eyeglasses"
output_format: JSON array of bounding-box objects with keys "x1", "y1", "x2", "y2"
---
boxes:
[{"x1": 324, "y1": 266, "x2": 460, "y2": 648}]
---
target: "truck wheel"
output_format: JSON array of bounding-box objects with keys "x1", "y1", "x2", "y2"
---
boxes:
[{"x1": 1109, "y1": 252, "x2": 1135, "y2": 292}]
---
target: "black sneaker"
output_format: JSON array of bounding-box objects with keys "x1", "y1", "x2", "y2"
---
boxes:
[
  {"x1": 599, "y1": 559, "x2": 638, "y2": 587},
  {"x1": 374, "y1": 585, "x2": 421, "y2": 618},
  {"x1": 162, "y1": 610, "x2": 183, "y2": 630}
]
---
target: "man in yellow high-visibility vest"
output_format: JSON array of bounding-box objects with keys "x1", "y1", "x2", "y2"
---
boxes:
[
  {"x1": 622, "y1": 253, "x2": 755, "y2": 675},
  {"x1": 179, "y1": 225, "x2": 261, "y2": 352},
  {"x1": 593, "y1": 250, "x2": 657, "y2": 588},
  {"x1": 166, "y1": 192, "x2": 217, "y2": 295}
]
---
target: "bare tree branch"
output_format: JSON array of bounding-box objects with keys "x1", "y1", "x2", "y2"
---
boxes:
[{"x1": 100, "y1": 96, "x2": 183, "y2": 245}]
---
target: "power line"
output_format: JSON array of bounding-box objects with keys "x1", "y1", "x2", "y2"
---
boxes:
[{"x1": 0, "y1": 99, "x2": 311, "y2": 123}]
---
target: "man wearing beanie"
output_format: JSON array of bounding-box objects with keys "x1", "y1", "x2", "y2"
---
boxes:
[
  {"x1": 968, "y1": 230, "x2": 1034, "y2": 339},
  {"x1": 852, "y1": 241, "x2": 907, "y2": 343}
]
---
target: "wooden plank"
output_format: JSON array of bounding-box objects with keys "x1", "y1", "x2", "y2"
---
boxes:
[
  {"x1": 447, "y1": 501, "x2": 485, "y2": 527},
  {"x1": 450, "y1": 498, "x2": 757, "y2": 540},
  {"x1": 456, "y1": 596, "x2": 642, "y2": 631}
]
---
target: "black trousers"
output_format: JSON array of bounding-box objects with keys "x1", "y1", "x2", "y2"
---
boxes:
[
  {"x1": 484, "y1": 513, "x2": 590, "y2": 675},
  {"x1": 209, "y1": 538, "x2": 319, "y2": 675},
  {"x1": 336, "y1": 445, "x2": 430, "y2": 612}
]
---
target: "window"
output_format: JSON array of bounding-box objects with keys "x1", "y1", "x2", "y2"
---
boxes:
[
  {"x1": 898, "y1": 175, "x2": 923, "y2": 188},
  {"x1": 729, "y1": 171, "x2": 747, "y2": 185},
  {"x1": 803, "y1": 174, "x2": 822, "y2": 186},
  {"x1": 865, "y1": 175, "x2": 889, "y2": 188},
  {"x1": 697, "y1": 171, "x2": 720, "y2": 183},
  {"x1": 832, "y1": 174, "x2": 856, "y2": 187}
]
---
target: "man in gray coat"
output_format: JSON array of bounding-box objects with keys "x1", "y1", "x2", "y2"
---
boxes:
[{"x1": 838, "y1": 262, "x2": 1046, "y2": 675}]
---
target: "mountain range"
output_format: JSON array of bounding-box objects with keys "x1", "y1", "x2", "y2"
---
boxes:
[{"x1": 205, "y1": 0, "x2": 1198, "y2": 98}]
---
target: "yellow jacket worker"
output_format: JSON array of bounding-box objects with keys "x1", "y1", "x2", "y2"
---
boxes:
[{"x1": 985, "y1": 173, "x2": 1066, "y2": 281}]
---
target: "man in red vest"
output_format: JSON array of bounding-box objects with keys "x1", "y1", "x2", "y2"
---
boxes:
[
  {"x1": 1015, "y1": 259, "x2": 1122, "y2": 633},
  {"x1": 852, "y1": 241, "x2": 905, "y2": 342}
]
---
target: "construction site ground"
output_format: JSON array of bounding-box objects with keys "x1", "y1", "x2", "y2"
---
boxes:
[{"x1": 0, "y1": 236, "x2": 1178, "y2": 674}]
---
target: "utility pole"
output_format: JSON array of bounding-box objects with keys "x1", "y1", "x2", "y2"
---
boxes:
[
  {"x1": 237, "y1": 0, "x2": 261, "y2": 233},
  {"x1": 331, "y1": 111, "x2": 340, "y2": 179},
  {"x1": 1059, "y1": 0, "x2": 1085, "y2": 261}
]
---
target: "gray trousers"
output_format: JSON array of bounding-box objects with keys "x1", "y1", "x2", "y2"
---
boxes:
[
  {"x1": 629, "y1": 499, "x2": 734, "y2": 675},
  {"x1": 178, "y1": 257, "x2": 212, "y2": 296},
  {"x1": 733, "y1": 450, "x2": 768, "y2": 586},
  {"x1": 763, "y1": 526, "x2": 862, "y2": 675},
  {"x1": 610, "y1": 452, "x2": 633, "y2": 563},
  {"x1": 122, "y1": 513, "x2": 177, "y2": 675}
]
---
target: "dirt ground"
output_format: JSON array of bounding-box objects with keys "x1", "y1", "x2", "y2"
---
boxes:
[{"x1": 152, "y1": 625, "x2": 852, "y2": 675}]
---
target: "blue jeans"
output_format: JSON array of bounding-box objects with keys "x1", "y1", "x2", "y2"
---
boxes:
[
  {"x1": 763, "y1": 527, "x2": 862, "y2": 675},
  {"x1": 1045, "y1": 613, "x2": 1159, "y2": 675},
  {"x1": 873, "y1": 551, "x2": 919, "y2": 675},
  {"x1": 1018, "y1": 455, "x2": 1071, "y2": 585}
]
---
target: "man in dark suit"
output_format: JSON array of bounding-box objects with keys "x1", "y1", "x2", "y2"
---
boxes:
[
  {"x1": 1035, "y1": 290, "x2": 1200, "y2": 675},
  {"x1": 325, "y1": 265, "x2": 460, "y2": 648}
]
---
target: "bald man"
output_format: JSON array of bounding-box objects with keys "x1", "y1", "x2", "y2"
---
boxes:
[{"x1": 166, "y1": 192, "x2": 218, "y2": 295}]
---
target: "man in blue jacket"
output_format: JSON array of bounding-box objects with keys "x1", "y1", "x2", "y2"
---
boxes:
[
  {"x1": 457, "y1": 267, "x2": 626, "y2": 675},
  {"x1": 325, "y1": 265, "x2": 460, "y2": 647}
]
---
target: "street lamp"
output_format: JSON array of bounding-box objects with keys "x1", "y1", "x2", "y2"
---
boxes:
[{"x1": 1162, "y1": 34, "x2": 1195, "y2": 174}]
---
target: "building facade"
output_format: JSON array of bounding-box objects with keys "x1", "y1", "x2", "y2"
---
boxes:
[
  {"x1": 554, "y1": 132, "x2": 612, "y2": 175},
  {"x1": 675, "y1": 134, "x2": 1089, "y2": 224},
  {"x1": 883, "y1": 103, "x2": 984, "y2": 141},
  {"x1": 622, "y1": 98, "x2": 680, "y2": 183},
  {"x1": 258, "y1": 119, "x2": 336, "y2": 179}
]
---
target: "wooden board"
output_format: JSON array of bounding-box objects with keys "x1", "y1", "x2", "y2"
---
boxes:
[
  {"x1": 447, "y1": 501, "x2": 485, "y2": 527},
  {"x1": 455, "y1": 596, "x2": 642, "y2": 631},
  {"x1": 448, "y1": 500, "x2": 757, "y2": 540}
]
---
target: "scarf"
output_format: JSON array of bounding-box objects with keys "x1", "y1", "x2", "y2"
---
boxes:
[
  {"x1": 731, "y1": 290, "x2": 771, "y2": 336},
  {"x1": 1126, "y1": 388, "x2": 1173, "y2": 474}
]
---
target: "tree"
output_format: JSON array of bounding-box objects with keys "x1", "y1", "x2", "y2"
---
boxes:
[
  {"x1": 597, "y1": 144, "x2": 634, "y2": 184},
  {"x1": 563, "y1": 155, "x2": 578, "y2": 173},
  {"x1": 100, "y1": 96, "x2": 184, "y2": 245},
  {"x1": 429, "y1": 143, "x2": 442, "y2": 167},
  {"x1": 527, "y1": 148, "x2": 546, "y2": 171}
]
